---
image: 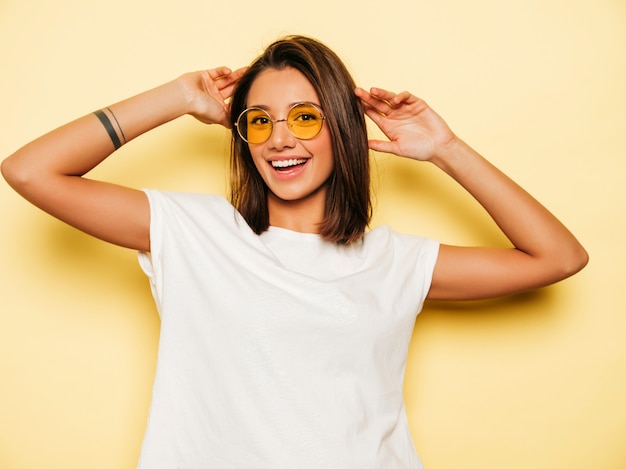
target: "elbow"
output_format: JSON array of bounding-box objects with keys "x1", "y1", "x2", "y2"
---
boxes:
[
  {"x1": 555, "y1": 242, "x2": 589, "y2": 281},
  {"x1": 571, "y1": 244, "x2": 590, "y2": 274},
  {"x1": 1, "y1": 156, "x2": 18, "y2": 187},
  {"x1": 2, "y1": 155, "x2": 20, "y2": 187},
  {"x1": 2, "y1": 153, "x2": 36, "y2": 194}
]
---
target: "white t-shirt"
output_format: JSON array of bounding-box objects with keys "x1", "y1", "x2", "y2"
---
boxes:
[{"x1": 137, "y1": 190, "x2": 439, "y2": 469}]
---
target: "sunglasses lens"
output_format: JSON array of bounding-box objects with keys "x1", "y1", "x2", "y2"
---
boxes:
[
  {"x1": 287, "y1": 103, "x2": 324, "y2": 140},
  {"x1": 238, "y1": 108, "x2": 272, "y2": 144}
]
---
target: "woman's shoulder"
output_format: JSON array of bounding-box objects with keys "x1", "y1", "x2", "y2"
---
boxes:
[
  {"x1": 142, "y1": 189, "x2": 249, "y2": 234},
  {"x1": 142, "y1": 189, "x2": 234, "y2": 216},
  {"x1": 143, "y1": 189, "x2": 228, "y2": 205}
]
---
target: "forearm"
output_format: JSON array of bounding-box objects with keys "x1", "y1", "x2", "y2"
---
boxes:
[
  {"x1": 2, "y1": 78, "x2": 189, "y2": 186},
  {"x1": 431, "y1": 138, "x2": 588, "y2": 272}
]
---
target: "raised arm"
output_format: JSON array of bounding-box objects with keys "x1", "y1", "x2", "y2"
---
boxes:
[
  {"x1": 1, "y1": 67, "x2": 245, "y2": 252},
  {"x1": 355, "y1": 87, "x2": 588, "y2": 301}
]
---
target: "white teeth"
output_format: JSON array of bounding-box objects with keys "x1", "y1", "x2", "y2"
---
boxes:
[{"x1": 271, "y1": 158, "x2": 307, "y2": 168}]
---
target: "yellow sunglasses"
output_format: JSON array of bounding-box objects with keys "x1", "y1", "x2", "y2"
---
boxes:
[{"x1": 235, "y1": 102, "x2": 326, "y2": 144}]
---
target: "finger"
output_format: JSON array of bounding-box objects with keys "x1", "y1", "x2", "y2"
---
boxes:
[
  {"x1": 372, "y1": 89, "x2": 422, "y2": 113},
  {"x1": 215, "y1": 66, "x2": 248, "y2": 95},
  {"x1": 368, "y1": 87, "x2": 398, "y2": 104},
  {"x1": 389, "y1": 91, "x2": 419, "y2": 106},
  {"x1": 356, "y1": 88, "x2": 394, "y2": 115},
  {"x1": 361, "y1": 104, "x2": 386, "y2": 126},
  {"x1": 356, "y1": 86, "x2": 391, "y2": 105},
  {"x1": 208, "y1": 66, "x2": 232, "y2": 80},
  {"x1": 231, "y1": 66, "x2": 249, "y2": 79},
  {"x1": 368, "y1": 139, "x2": 394, "y2": 154},
  {"x1": 218, "y1": 80, "x2": 240, "y2": 100},
  {"x1": 218, "y1": 66, "x2": 247, "y2": 86}
]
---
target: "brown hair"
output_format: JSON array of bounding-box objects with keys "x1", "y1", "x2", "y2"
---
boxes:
[{"x1": 229, "y1": 35, "x2": 371, "y2": 244}]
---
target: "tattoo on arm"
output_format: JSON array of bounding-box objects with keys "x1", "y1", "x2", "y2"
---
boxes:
[{"x1": 94, "y1": 108, "x2": 126, "y2": 149}]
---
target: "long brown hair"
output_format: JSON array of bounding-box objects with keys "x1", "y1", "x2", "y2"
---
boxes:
[{"x1": 229, "y1": 35, "x2": 371, "y2": 244}]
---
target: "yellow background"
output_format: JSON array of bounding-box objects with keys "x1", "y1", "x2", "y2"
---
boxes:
[{"x1": 1, "y1": 0, "x2": 624, "y2": 468}]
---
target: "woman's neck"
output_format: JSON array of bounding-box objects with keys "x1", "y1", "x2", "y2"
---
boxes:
[{"x1": 267, "y1": 190, "x2": 326, "y2": 234}]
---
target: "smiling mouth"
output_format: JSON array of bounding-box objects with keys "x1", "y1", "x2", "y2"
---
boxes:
[{"x1": 270, "y1": 158, "x2": 308, "y2": 171}]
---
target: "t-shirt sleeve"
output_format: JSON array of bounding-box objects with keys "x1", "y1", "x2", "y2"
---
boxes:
[
  {"x1": 136, "y1": 189, "x2": 260, "y2": 317},
  {"x1": 361, "y1": 226, "x2": 439, "y2": 316},
  {"x1": 137, "y1": 189, "x2": 167, "y2": 311},
  {"x1": 417, "y1": 237, "x2": 440, "y2": 303},
  {"x1": 396, "y1": 231, "x2": 439, "y2": 310},
  {"x1": 136, "y1": 189, "x2": 241, "y2": 314}
]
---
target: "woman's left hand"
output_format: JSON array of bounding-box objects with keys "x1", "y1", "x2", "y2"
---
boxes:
[{"x1": 355, "y1": 87, "x2": 457, "y2": 162}]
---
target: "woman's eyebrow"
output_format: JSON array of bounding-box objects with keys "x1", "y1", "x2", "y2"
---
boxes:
[{"x1": 245, "y1": 103, "x2": 270, "y2": 111}]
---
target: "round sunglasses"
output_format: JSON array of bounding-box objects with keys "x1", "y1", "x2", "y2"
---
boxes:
[{"x1": 234, "y1": 102, "x2": 326, "y2": 144}]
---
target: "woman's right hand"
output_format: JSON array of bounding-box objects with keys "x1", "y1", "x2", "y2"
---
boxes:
[{"x1": 178, "y1": 67, "x2": 248, "y2": 127}]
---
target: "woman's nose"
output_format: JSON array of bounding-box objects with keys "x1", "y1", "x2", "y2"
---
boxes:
[{"x1": 268, "y1": 119, "x2": 296, "y2": 149}]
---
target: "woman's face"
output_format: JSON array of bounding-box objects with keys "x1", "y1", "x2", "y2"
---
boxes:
[{"x1": 244, "y1": 67, "x2": 334, "y2": 209}]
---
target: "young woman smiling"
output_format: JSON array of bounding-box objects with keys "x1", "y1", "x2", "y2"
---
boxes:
[{"x1": 2, "y1": 36, "x2": 587, "y2": 468}]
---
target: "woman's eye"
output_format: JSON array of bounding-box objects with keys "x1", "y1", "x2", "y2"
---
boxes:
[
  {"x1": 293, "y1": 113, "x2": 318, "y2": 123},
  {"x1": 250, "y1": 117, "x2": 270, "y2": 125}
]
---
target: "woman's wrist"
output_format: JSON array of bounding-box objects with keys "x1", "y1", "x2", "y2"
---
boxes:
[
  {"x1": 428, "y1": 136, "x2": 469, "y2": 173},
  {"x1": 173, "y1": 73, "x2": 202, "y2": 117}
]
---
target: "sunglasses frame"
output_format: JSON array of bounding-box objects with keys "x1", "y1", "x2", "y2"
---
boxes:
[{"x1": 234, "y1": 101, "x2": 326, "y2": 144}]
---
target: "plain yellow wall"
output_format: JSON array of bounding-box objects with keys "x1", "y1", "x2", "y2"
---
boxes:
[{"x1": 1, "y1": 0, "x2": 624, "y2": 468}]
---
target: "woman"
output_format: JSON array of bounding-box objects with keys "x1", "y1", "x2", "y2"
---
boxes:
[{"x1": 1, "y1": 36, "x2": 587, "y2": 468}]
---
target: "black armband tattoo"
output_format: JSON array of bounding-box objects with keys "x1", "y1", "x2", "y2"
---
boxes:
[
  {"x1": 105, "y1": 107, "x2": 127, "y2": 144},
  {"x1": 94, "y1": 108, "x2": 124, "y2": 149}
]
